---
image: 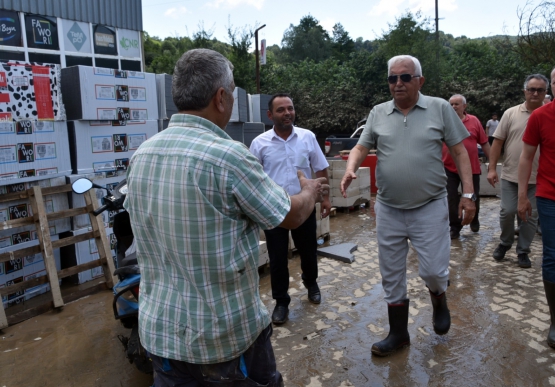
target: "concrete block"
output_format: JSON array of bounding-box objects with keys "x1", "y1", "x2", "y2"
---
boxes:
[
  {"x1": 331, "y1": 186, "x2": 360, "y2": 198},
  {"x1": 332, "y1": 195, "x2": 362, "y2": 207},
  {"x1": 328, "y1": 160, "x2": 347, "y2": 171},
  {"x1": 317, "y1": 243, "x2": 357, "y2": 264}
]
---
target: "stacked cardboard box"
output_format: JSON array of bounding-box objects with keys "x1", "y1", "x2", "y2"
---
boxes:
[
  {"x1": 250, "y1": 94, "x2": 273, "y2": 126},
  {"x1": 155, "y1": 73, "x2": 178, "y2": 131},
  {"x1": 230, "y1": 87, "x2": 248, "y2": 123},
  {"x1": 0, "y1": 62, "x2": 71, "y2": 185},
  {"x1": 328, "y1": 159, "x2": 371, "y2": 208}
]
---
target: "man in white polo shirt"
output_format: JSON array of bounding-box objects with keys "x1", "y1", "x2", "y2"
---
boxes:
[{"x1": 250, "y1": 94, "x2": 331, "y2": 325}]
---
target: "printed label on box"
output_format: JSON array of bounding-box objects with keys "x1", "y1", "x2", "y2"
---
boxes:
[
  {"x1": 0, "y1": 236, "x2": 11, "y2": 248},
  {"x1": 91, "y1": 135, "x2": 113, "y2": 153},
  {"x1": 0, "y1": 172, "x2": 18, "y2": 180},
  {"x1": 115, "y1": 158, "x2": 129, "y2": 171},
  {"x1": 116, "y1": 85, "x2": 129, "y2": 101},
  {"x1": 97, "y1": 109, "x2": 117, "y2": 120},
  {"x1": 12, "y1": 231, "x2": 33, "y2": 245},
  {"x1": 12, "y1": 76, "x2": 28, "y2": 87},
  {"x1": 93, "y1": 161, "x2": 115, "y2": 173},
  {"x1": 113, "y1": 134, "x2": 128, "y2": 152},
  {"x1": 94, "y1": 68, "x2": 114, "y2": 76},
  {"x1": 6, "y1": 276, "x2": 24, "y2": 306},
  {"x1": 18, "y1": 169, "x2": 35, "y2": 179},
  {"x1": 0, "y1": 146, "x2": 17, "y2": 163},
  {"x1": 0, "y1": 71, "x2": 6, "y2": 87},
  {"x1": 0, "y1": 120, "x2": 14, "y2": 133},
  {"x1": 0, "y1": 93, "x2": 10, "y2": 103},
  {"x1": 5, "y1": 258, "x2": 23, "y2": 273},
  {"x1": 4, "y1": 181, "x2": 27, "y2": 193},
  {"x1": 36, "y1": 167, "x2": 57, "y2": 176},
  {"x1": 129, "y1": 87, "x2": 146, "y2": 101},
  {"x1": 95, "y1": 85, "x2": 115, "y2": 100},
  {"x1": 114, "y1": 70, "x2": 127, "y2": 79},
  {"x1": 0, "y1": 209, "x2": 7, "y2": 222},
  {"x1": 131, "y1": 109, "x2": 147, "y2": 120},
  {"x1": 9, "y1": 203, "x2": 29, "y2": 220},
  {"x1": 32, "y1": 66, "x2": 55, "y2": 120},
  {"x1": 17, "y1": 143, "x2": 34, "y2": 163},
  {"x1": 127, "y1": 71, "x2": 145, "y2": 79},
  {"x1": 15, "y1": 120, "x2": 33, "y2": 134},
  {"x1": 34, "y1": 121, "x2": 54, "y2": 132},
  {"x1": 128, "y1": 133, "x2": 147, "y2": 150},
  {"x1": 35, "y1": 142, "x2": 56, "y2": 160}
]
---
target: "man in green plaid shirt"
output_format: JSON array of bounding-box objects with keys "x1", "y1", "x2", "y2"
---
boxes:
[{"x1": 124, "y1": 49, "x2": 328, "y2": 386}]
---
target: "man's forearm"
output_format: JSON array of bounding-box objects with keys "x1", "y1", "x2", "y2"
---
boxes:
[
  {"x1": 346, "y1": 145, "x2": 369, "y2": 173},
  {"x1": 517, "y1": 144, "x2": 537, "y2": 198},
  {"x1": 280, "y1": 191, "x2": 316, "y2": 229}
]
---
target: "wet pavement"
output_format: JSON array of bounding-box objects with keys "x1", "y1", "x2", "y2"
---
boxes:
[{"x1": 1, "y1": 197, "x2": 553, "y2": 386}]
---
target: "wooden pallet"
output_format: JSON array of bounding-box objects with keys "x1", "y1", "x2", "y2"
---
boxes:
[{"x1": 0, "y1": 183, "x2": 117, "y2": 329}]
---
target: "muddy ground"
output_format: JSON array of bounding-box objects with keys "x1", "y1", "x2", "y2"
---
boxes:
[{"x1": 1, "y1": 197, "x2": 553, "y2": 387}]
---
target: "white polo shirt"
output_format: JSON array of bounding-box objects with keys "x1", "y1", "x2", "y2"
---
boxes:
[{"x1": 249, "y1": 126, "x2": 329, "y2": 195}]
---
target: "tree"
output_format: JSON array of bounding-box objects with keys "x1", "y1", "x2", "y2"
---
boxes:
[
  {"x1": 281, "y1": 15, "x2": 332, "y2": 63},
  {"x1": 331, "y1": 23, "x2": 355, "y2": 62},
  {"x1": 515, "y1": 0, "x2": 555, "y2": 70},
  {"x1": 227, "y1": 24, "x2": 256, "y2": 91}
]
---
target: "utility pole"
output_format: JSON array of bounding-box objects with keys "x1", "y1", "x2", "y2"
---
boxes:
[
  {"x1": 435, "y1": 0, "x2": 440, "y2": 95},
  {"x1": 255, "y1": 24, "x2": 266, "y2": 94}
]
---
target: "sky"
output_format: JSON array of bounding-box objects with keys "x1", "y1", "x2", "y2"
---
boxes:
[{"x1": 141, "y1": 0, "x2": 532, "y2": 47}]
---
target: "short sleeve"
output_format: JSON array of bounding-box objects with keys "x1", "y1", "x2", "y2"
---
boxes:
[
  {"x1": 357, "y1": 108, "x2": 377, "y2": 150},
  {"x1": 232, "y1": 148, "x2": 291, "y2": 230},
  {"x1": 523, "y1": 112, "x2": 541, "y2": 147},
  {"x1": 442, "y1": 103, "x2": 469, "y2": 147}
]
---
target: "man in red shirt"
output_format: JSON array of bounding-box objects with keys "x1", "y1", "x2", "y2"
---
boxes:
[
  {"x1": 518, "y1": 66, "x2": 555, "y2": 349},
  {"x1": 443, "y1": 94, "x2": 490, "y2": 239}
]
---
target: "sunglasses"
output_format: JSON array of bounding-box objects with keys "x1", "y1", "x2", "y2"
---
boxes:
[
  {"x1": 388, "y1": 74, "x2": 421, "y2": 84},
  {"x1": 525, "y1": 88, "x2": 546, "y2": 94}
]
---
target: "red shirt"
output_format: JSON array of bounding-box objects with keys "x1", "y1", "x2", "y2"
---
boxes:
[
  {"x1": 522, "y1": 102, "x2": 555, "y2": 201},
  {"x1": 442, "y1": 113, "x2": 488, "y2": 174}
]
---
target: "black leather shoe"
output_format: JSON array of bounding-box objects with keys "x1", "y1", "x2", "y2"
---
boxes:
[
  {"x1": 272, "y1": 305, "x2": 289, "y2": 324},
  {"x1": 450, "y1": 229, "x2": 460, "y2": 240},
  {"x1": 493, "y1": 244, "x2": 510, "y2": 261},
  {"x1": 470, "y1": 219, "x2": 480, "y2": 232},
  {"x1": 518, "y1": 253, "x2": 532, "y2": 268},
  {"x1": 303, "y1": 282, "x2": 321, "y2": 304}
]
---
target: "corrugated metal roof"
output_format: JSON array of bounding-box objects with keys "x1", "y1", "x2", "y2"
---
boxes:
[{"x1": 1, "y1": 0, "x2": 143, "y2": 31}]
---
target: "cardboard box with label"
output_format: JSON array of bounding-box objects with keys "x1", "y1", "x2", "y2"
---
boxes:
[
  {"x1": 0, "y1": 120, "x2": 72, "y2": 184},
  {"x1": 0, "y1": 61, "x2": 65, "y2": 122},
  {"x1": 67, "y1": 120, "x2": 158, "y2": 174},
  {"x1": 0, "y1": 176, "x2": 71, "y2": 238},
  {"x1": 61, "y1": 66, "x2": 158, "y2": 121}
]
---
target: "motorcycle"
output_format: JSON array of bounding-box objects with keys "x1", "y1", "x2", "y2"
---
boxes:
[{"x1": 71, "y1": 177, "x2": 152, "y2": 374}]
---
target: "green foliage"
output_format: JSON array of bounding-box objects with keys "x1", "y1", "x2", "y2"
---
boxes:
[{"x1": 143, "y1": 9, "x2": 552, "y2": 135}]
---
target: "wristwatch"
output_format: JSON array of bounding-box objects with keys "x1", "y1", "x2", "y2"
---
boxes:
[{"x1": 461, "y1": 193, "x2": 477, "y2": 201}]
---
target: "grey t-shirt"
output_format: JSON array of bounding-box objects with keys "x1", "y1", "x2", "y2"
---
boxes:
[{"x1": 357, "y1": 93, "x2": 469, "y2": 209}]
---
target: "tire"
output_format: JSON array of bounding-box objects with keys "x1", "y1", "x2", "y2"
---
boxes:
[{"x1": 127, "y1": 325, "x2": 153, "y2": 374}]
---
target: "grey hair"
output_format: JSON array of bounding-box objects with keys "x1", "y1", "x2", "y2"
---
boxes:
[
  {"x1": 523, "y1": 74, "x2": 549, "y2": 90},
  {"x1": 172, "y1": 49, "x2": 234, "y2": 111},
  {"x1": 388, "y1": 55, "x2": 422, "y2": 76},
  {"x1": 450, "y1": 94, "x2": 467, "y2": 104}
]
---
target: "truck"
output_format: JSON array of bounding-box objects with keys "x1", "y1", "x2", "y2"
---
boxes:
[{"x1": 324, "y1": 119, "x2": 366, "y2": 157}]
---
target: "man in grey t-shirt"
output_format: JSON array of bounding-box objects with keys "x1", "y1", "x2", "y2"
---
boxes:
[
  {"x1": 486, "y1": 114, "x2": 499, "y2": 145},
  {"x1": 341, "y1": 55, "x2": 475, "y2": 357}
]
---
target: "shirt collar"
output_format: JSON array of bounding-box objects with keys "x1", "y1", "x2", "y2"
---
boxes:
[
  {"x1": 271, "y1": 125, "x2": 297, "y2": 141},
  {"x1": 386, "y1": 92, "x2": 427, "y2": 115},
  {"x1": 169, "y1": 113, "x2": 232, "y2": 140}
]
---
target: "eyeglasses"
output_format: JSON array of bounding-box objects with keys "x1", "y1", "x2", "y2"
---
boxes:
[
  {"x1": 388, "y1": 74, "x2": 421, "y2": 84},
  {"x1": 525, "y1": 88, "x2": 547, "y2": 94}
]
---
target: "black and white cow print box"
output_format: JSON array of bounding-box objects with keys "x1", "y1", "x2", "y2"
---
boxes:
[{"x1": 0, "y1": 61, "x2": 65, "y2": 123}]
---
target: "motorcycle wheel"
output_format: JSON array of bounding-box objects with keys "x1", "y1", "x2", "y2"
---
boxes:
[{"x1": 127, "y1": 325, "x2": 153, "y2": 374}]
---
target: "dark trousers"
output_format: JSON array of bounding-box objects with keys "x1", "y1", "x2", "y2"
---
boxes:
[
  {"x1": 150, "y1": 325, "x2": 283, "y2": 386},
  {"x1": 445, "y1": 169, "x2": 480, "y2": 233},
  {"x1": 264, "y1": 210, "x2": 318, "y2": 307}
]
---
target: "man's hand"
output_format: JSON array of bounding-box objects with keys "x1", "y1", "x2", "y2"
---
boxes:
[
  {"x1": 487, "y1": 168, "x2": 498, "y2": 188},
  {"x1": 320, "y1": 196, "x2": 332, "y2": 218},
  {"x1": 459, "y1": 198, "x2": 476, "y2": 225},
  {"x1": 340, "y1": 171, "x2": 357, "y2": 198},
  {"x1": 518, "y1": 197, "x2": 532, "y2": 223},
  {"x1": 297, "y1": 170, "x2": 329, "y2": 203}
]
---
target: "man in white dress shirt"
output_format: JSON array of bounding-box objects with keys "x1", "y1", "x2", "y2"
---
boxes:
[{"x1": 250, "y1": 94, "x2": 331, "y2": 324}]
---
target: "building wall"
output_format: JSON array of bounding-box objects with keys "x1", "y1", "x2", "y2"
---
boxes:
[{"x1": 0, "y1": 0, "x2": 142, "y2": 31}]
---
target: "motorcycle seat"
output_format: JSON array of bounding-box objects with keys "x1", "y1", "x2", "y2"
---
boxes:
[{"x1": 114, "y1": 265, "x2": 141, "y2": 277}]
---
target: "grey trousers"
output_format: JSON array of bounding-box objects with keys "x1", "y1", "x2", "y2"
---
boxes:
[
  {"x1": 375, "y1": 198, "x2": 451, "y2": 303},
  {"x1": 499, "y1": 179, "x2": 538, "y2": 255}
]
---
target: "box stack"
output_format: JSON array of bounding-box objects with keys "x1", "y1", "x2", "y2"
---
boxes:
[
  {"x1": 230, "y1": 87, "x2": 248, "y2": 123},
  {"x1": 155, "y1": 73, "x2": 178, "y2": 131},
  {"x1": 328, "y1": 160, "x2": 371, "y2": 208},
  {"x1": 250, "y1": 94, "x2": 273, "y2": 127},
  {"x1": 0, "y1": 62, "x2": 70, "y2": 307},
  {"x1": 60, "y1": 66, "x2": 159, "y2": 284}
]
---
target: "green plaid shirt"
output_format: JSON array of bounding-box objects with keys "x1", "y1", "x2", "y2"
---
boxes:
[{"x1": 124, "y1": 114, "x2": 291, "y2": 364}]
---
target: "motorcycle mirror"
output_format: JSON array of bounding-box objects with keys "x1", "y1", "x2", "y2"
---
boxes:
[{"x1": 71, "y1": 178, "x2": 94, "y2": 194}]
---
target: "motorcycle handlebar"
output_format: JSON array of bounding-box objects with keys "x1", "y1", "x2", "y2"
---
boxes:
[{"x1": 93, "y1": 204, "x2": 110, "y2": 216}]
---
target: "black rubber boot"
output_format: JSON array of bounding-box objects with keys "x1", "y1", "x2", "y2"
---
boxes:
[
  {"x1": 371, "y1": 299, "x2": 410, "y2": 357},
  {"x1": 543, "y1": 280, "x2": 555, "y2": 349},
  {"x1": 430, "y1": 290, "x2": 451, "y2": 335}
]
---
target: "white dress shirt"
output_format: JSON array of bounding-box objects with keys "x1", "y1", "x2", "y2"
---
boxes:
[{"x1": 250, "y1": 126, "x2": 329, "y2": 195}]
